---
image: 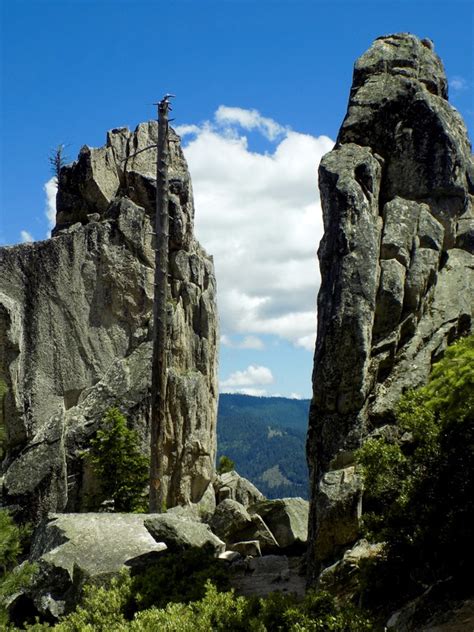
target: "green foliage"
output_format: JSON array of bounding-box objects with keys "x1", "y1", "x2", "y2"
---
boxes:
[
  {"x1": 0, "y1": 510, "x2": 36, "y2": 628},
  {"x1": 216, "y1": 454, "x2": 235, "y2": 474},
  {"x1": 85, "y1": 408, "x2": 149, "y2": 512},
  {"x1": 217, "y1": 394, "x2": 310, "y2": 498},
  {"x1": 356, "y1": 335, "x2": 474, "y2": 599},
  {"x1": 0, "y1": 379, "x2": 8, "y2": 460},
  {"x1": 125, "y1": 547, "x2": 231, "y2": 612},
  {"x1": 24, "y1": 578, "x2": 374, "y2": 632}
]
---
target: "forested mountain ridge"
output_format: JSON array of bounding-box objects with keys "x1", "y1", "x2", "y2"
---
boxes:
[{"x1": 216, "y1": 394, "x2": 310, "y2": 499}]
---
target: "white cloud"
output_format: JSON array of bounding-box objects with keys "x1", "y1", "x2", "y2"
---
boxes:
[
  {"x1": 180, "y1": 106, "x2": 334, "y2": 351},
  {"x1": 215, "y1": 105, "x2": 286, "y2": 140},
  {"x1": 449, "y1": 76, "x2": 468, "y2": 92},
  {"x1": 20, "y1": 230, "x2": 33, "y2": 243},
  {"x1": 175, "y1": 124, "x2": 202, "y2": 137},
  {"x1": 227, "y1": 387, "x2": 268, "y2": 397},
  {"x1": 221, "y1": 364, "x2": 274, "y2": 392},
  {"x1": 220, "y1": 334, "x2": 264, "y2": 350},
  {"x1": 44, "y1": 177, "x2": 57, "y2": 233},
  {"x1": 289, "y1": 392, "x2": 303, "y2": 400}
]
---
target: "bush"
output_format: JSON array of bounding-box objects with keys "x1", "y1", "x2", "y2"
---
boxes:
[
  {"x1": 216, "y1": 455, "x2": 235, "y2": 474},
  {"x1": 356, "y1": 335, "x2": 474, "y2": 598},
  {"x1": 0, "y1": 510, "x2": 36, "y2": 628},
  {"x1": 125, "y1": 546, "x2": 231, "y2": 613},
  {"x1": 24, "y1": 576, "x2": 374, "y2": 631},
  {"x1": 85, "y1": 408, "x2": 149, "y2": 512}
]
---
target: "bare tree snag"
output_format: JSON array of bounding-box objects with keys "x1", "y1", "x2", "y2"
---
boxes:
[{"x1": 149, "y1": 95, "x2": 174, "y2": 512}]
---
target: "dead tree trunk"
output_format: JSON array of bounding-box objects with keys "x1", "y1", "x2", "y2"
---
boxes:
[{"x1": 149, "y1": 95, "x2": 173, "y2": 512}]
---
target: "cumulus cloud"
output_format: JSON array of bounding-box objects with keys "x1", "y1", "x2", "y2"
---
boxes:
[
  {"x1": 179, "y1": 106, "x2": 334, "y2": 350},
  {"x1": 215, "y1": 105, "x2": 287, "y2": 140},
  {"x1": 221, "y1": 364, "x2": 274, "y2": 395},
  {"x1": 44, "y1": 177, "x2": 57, "y2": 233},
  {"x1": 20, "y1": 230, "x2": 33, "y2": 243}
]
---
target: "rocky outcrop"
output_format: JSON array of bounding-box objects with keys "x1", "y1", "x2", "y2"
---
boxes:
[
  {"x1": 0, "y1": 121, "x2": 218, "y2": 519},
  {"x1": 210, "y1": 498, "x2": 279, "y2": 553},
  {"x1": 318, "y1": 539, "x2": 385, "y2": 602},
  {"x1": 307, "y1": 33, "x2": 474, "y2": 580},
  {"x1": 16, "y1": 513, "x2": 167, "y2": 620},
  {"x1": 248, "y1": 498, "x2": 309, "y2": 550},
  {"x1": 214, "y1": 470, "x2": 265, "y2": 506}
]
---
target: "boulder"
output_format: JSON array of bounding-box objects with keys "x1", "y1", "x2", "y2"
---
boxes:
[
  {"x1": 307, "y1": 33, "x2": 474, "y2": 581},
  {"x1": 386, "y1": 580, "x2": 474, "y2": 631},
  {"x1": 0, "y1": 120, "x2": 218, "y2": 522},
  {"x1": 165, "y1": 481, "x2": 217, "y2": 523},
  {"x1": 248, "y1": 497, "x2": 309, "y2": 550},
  {"x1": 319, "y1": 539, "x2": 385, "y2": 602},
  {"x1": 144, "y1": 514, "x2": 224, "y2": 555},
  {"x1": 214, "y1": 470, "x2": 265, "y2": 507},
  {"x1": 218, "y1": 550, "x2": 241, "y2": 563},
  {"x1": 210, "y1": 499, "x2": 279, "y2": 553},
  {"x1": 24, "y1": 513, "x2": 167, "y2": 619},
  {"x1": 230, "y1": 541, "x2": 262, "y2": 557}
]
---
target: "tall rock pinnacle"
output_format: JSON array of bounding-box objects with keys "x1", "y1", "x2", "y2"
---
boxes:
[
  {"x1": 0, "y1": 121, "x2": 218, "y2": 520},
  {"x1": 307, "y1": 33, "x2": 473, "y2": 582}
]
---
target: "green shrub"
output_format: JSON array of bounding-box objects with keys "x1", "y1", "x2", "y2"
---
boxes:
[
  {"x1": 31, "y1": 576, "x2": 373, "y2": 632},
  {"x1": 356, "y1": 334, "x2": 474, "y2": 599},
  {"x1": 0, "y1": 510, "x2": 36, "y2": 628},
  {"x1": 85, "y1": 408, "x2": 149, "y2": 512},
  {"x1": 126, "y1": 546, "x2": 231, "y2": 613},
  {"x1": 216, "y1": 455, "x2": 235, "y2": 474}
]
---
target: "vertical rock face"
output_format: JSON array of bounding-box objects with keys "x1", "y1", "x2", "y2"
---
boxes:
[
  {"x1": 307, "y1": 34, "x2": 474, "y2": 580},
  {"x1": 0, "y1": 121, "x2": 218, "y2": 519}
]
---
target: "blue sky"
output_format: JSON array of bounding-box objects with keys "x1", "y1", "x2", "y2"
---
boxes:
[{"x1": 1, "y1": 0, "x2": 473, "y2": 398}]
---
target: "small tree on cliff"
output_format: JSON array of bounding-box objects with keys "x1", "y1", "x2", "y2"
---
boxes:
[
  {"x1": 49, "y1": 144, "x2": 68, "y2": 182},
  {"x1": 86, "y1": 408, "x2": 149, "y2": 512}
]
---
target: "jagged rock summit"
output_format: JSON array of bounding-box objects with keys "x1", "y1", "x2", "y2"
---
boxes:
[
  {"x1": 0, "y1": 121, "x2": 218, "y2": 520},
  {"x1": 307, "y1": 33, "x2": 473, "y2": 580}
]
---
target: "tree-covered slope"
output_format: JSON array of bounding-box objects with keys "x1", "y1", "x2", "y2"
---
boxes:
[{"x1": 216, "y1": 394, "x2": 310, "y2": 499}]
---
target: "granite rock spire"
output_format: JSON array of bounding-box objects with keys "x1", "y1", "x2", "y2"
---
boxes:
[{"x1": 307, "y1": 33, "x2": 473, "y2": 582}]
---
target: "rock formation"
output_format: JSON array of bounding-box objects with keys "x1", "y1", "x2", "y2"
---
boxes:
[
  {"x1": 307, "y1": 33, "x2": 474, "y2": 581},
  {"x1": 0, "y1": 121, "x2": 218, "y2": 520}
]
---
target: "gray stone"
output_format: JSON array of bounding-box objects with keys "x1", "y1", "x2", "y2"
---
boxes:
[
  {"x1": 230, "y1": 541, "x2": 262, "y2": 557},
  {"x1": 144, "y1": 514, "x2": 224, "y2": 555},
  {"x1": 214, "y1": 470, "x2": 265, "y2": 506},
  {"x1": 313, "y1": 468, "x2": 362, "y2": 565},
  {"x1": 218, "y1": 550, "x2": 241, "y2": 563},
  {"x1": 319, "y1": 539, "x2": 385, "y2": 602},
  {"x1": 229, "y1": 555, "x2": 306, "y2": 598},
  {"x1": 307, "y1": 33, "x2": 474, "y2": 582},
  {"x1": 0, "y1": 120, "x2": 219, "y2": 522},
  {"x1": 248, "y1": 498, "x2": 309, "y2": 550},
  {"x1": 25, "y1": 513, "x2": 167, "y2": 619},
  {"x1": 210, "y1": 499, "x2": 279, "y2": 553}
]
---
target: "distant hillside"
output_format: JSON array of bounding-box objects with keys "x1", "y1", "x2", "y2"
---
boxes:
[{"x1": 216, "y1": 394, "x2": 310, "y2": 499}]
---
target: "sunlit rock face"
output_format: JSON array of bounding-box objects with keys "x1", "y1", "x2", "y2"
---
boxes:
[
  {"x1": 0, "y1": 121, "x2": 218, "y2": 520},
  {"x1": 307, "y1": 33, "x2": 473, "y2": 581}
]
